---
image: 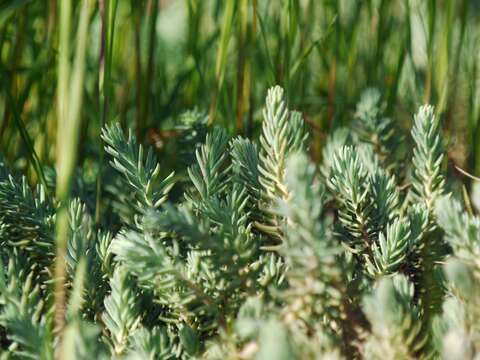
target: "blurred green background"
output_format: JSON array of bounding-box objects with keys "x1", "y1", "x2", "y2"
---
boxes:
[{"x1": 1, "y1": 0, "x2": 480, "y2": 185}]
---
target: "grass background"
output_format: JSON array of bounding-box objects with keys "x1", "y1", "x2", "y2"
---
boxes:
[{"x1": 1, "y1": 0, "x2": 480, "y2": 187}]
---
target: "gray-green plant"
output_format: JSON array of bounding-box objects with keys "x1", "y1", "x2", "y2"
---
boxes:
[{"x1": 0, "y1": 86, "x2": 478, "y2": 359}]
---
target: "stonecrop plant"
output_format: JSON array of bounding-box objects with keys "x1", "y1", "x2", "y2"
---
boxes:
[{"x1": 1, "y1": 86, "x2": 479, "y2": 359}]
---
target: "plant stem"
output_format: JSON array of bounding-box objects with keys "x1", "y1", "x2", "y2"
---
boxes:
[
  {"x1": 209, "y1": 0, "x2": 236, "y2": 125},
  {"x1": 144, "y1": 0, "x2": 159, "y2": 136},
  {"x1": 96, "y1": 0, "x2": 118, "y2": 225},
  {"x1": 54, "y1": 0, "x2": 92, "y2": 355}
]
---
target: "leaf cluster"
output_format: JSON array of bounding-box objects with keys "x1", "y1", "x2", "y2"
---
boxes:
[{"x1": 0, "y1": 86, "x2": 476, "y2": 359}]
